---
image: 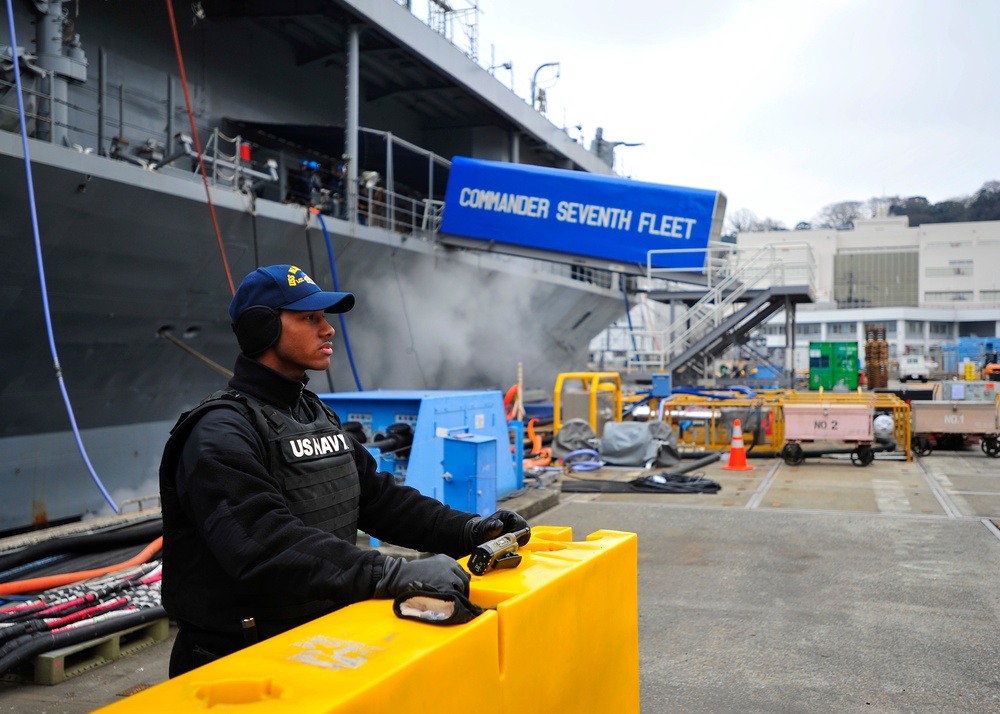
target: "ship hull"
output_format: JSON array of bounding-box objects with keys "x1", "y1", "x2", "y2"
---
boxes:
[{"x1": 1, "y1": 134, "x2": 624, "y2": 532}]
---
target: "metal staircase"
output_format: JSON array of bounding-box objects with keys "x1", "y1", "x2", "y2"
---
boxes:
[{"x1": 626, "y1": 242, "x2": 817, "y2": 382}]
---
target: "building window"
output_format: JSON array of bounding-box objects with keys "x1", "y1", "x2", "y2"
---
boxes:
[
  {"x1": 926, "y1": 291, "x2": 973, "y2": 302},
  {"x1": 865, "y1": 322, "x2": 897, "y2": 337},
  {"x1": 834, "y1": 251, "x2": 918, "y2": 308},
  {"x1": 796, "y1": 323, "x2": 821, "y2": 336},
  {"x1": 929, "y1": 321, "x2": 952, "y2": 336},
  {"x1": 926, "y1": 264, "x2": 973, "y2": 277},
  {"x1": 980, "y1": 291, "x2": 1000, "y2": 304},
  {"x1": 827, "y1": 322, "x2": 856, "y2": 338},
  {"x1": 926, "y1": 241, "x2": 973, "y2": 249},
  {"x1": 905, "y1": 320, "x2": 924, "y2": 337},
  {"x1": 959, "y1": 321, "x2": 997, "y2": 338}
]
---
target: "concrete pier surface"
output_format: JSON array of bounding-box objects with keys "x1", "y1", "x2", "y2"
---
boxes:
[{"x1": 4, "y1": 449, "x2": 1000, "y2": 713}]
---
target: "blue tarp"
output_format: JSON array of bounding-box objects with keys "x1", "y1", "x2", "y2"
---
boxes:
[{"x1": 440, "y1": 157, "x2": 725, "y2": 270}]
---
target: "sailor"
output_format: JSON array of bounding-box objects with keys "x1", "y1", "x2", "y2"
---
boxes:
[
  {"x1": 284, "y1": 159, "x2": 314, "y2": 205},
  {"x1": 305, "y1": 160, "x2": 327, "y2": 210},
  {"x1": 159, "y1": 264, "x2": 528, "y2": 677},
  {"x1": 332, "y1": 163, "x2": 347, "y2": 218}
]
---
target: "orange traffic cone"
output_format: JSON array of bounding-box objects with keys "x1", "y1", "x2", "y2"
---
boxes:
[{"x1": 722, "y1": 418, "x2": 755, "y2": 471}]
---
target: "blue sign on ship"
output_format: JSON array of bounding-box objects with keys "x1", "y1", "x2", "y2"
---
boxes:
[{"x1": 440, "y1": 157, "x2": 725, "y2": 271}]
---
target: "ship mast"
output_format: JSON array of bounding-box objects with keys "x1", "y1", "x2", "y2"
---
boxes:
[{"x1": 33, "y1": 0, "x2": 88, "y2": 146}]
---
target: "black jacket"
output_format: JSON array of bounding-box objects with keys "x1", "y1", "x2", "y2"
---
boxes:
[{"x1": 160, "y1": 354, "x2": 475, "y2": 642}]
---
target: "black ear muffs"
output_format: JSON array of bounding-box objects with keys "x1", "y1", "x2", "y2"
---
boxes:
[{"x1": 234, "y1": 306, "x2": 281, "y2": 355}]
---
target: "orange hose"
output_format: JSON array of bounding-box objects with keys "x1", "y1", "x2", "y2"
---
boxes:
[
  {"x1": 0, "y1": 536, "x2": 163, "y2": 595},
  {"x1": 524, "y1": 447, "x2": 552, "y2": 469},
  {"x1": 526, "y1": 418, "x2": 542, "y2": 453},
  {"x1": 504, "y1": 384, "x2": 519, "y2": 421}
]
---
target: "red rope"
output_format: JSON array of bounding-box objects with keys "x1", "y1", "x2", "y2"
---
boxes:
[
  {"x1": 35, "y1": 594, "x2": 92, "y2": 616},
  {"x1": 164, "y1": 0, "x2": 236, "y2": 296},
  {"x1": 46, "y1": 597, "x2": 129, "y2": 629}
]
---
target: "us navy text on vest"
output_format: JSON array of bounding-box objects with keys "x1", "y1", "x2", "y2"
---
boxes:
[{"x1": 284, "y1": 433, "x2": 352, "y2": 460}]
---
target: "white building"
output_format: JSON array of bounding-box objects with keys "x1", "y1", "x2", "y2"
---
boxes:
[{"x1": 738, "y1": 216, "x2": 1000, "y2": 371}]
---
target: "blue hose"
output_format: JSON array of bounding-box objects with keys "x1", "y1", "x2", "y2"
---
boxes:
[
  {"x1": 622, "y1": 393, "x2": 652, "y2": 417},
  {"x1": 622, "y1": 281, "x2": 639, "y2": 362},
  {"x1": 671, "y1": 385, "x2": 757, "y2": 400},
  {"x1": 5, "y1": 4, "x2": 119, "y2": 514},
  {"x1": 315, "y1": 214, "x2": 364, "y2": 390},
  {"x1": 563, "y1": 448, "x2": 603, "y2": 472}
]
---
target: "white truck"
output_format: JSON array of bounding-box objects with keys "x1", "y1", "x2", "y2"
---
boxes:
[{"x1": 899, "y1": 355, "x2": 931, "y2": 383}]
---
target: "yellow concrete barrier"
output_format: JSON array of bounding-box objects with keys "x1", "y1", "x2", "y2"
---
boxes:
[{"x1": 95, "y1": 527, "x2": 638, "y2": 713}]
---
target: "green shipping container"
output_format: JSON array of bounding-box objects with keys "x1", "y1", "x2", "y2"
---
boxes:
[{"x1": 809, "y1": 342, "x2": 859, "y2": 391}]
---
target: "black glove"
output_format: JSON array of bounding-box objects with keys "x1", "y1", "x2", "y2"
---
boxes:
[
  {"x1": 463, "y1": 509, "x2": 531, "y2": 552},
  {"x1": 373, "y1": 554, "x2": 470, "y2": 598}
]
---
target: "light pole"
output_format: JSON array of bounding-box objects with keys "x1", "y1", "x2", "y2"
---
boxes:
[
  {"x1": 488, "y1": 44, "x2": 513, "y2": 89},
  {"x1": 530, "y1": 61, "x2": 560, "y2": 110},
  {"x1": 489, "y1": 61, "x2": 513, "y2": 90}
]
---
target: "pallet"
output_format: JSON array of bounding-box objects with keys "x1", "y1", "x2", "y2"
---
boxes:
[{"x1": 8, "y1": 618, "x2": 170, "y2": 686}]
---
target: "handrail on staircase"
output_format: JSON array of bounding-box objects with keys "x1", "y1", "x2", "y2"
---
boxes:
[{"x1": 630, "y1": 241, "x2": 817, "y2": 371}]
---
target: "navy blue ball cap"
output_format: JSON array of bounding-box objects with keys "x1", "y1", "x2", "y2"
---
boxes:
[{"x1": 229, "y1": 264, "x2": 355, "y2": 324}]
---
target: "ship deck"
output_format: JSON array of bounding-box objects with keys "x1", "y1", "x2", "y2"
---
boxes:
[{"x1": 3, "y1": 448, "x2": 1000, "y2": 712}]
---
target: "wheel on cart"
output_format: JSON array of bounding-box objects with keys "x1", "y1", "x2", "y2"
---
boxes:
[
  {"x1": 912, "y1": 436, "x2": 933, "y2": 457},
  {"x1": 983, "y1": 437, "x2": 1000, "y2": 458},
  {"x1": 781, "y1": 443, "x2": 805, "y2": 466},
  {"x1": 851, "y1": 444, "x2": 875, "y2": 467}
]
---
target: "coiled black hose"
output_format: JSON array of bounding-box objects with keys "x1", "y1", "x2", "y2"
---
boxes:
[
  {"x1": 0, "y1": 606, "x2": 167, "y2": 678},
  {"x1": 0, "y1": 519, "x2": 163, "y2": 578}
]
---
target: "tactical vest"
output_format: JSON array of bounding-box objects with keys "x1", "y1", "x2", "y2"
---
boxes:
[{"x1": 166, "y1": 389, "x2": 361, "y2": 543}]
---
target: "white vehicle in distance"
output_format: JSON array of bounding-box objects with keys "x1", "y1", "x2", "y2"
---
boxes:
[{"x1": 899, "y1": 355, "x2": 931, "y2": 383}]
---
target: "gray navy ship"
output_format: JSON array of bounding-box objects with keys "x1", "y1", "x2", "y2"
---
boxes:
[{"x1": 0, "y1": 0, "x2": 724, "y2": 533}]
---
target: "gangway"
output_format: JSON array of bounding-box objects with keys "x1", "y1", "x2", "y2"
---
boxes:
[{"x1": 629, "y1": 242, "x2": 817, "y2": 385}]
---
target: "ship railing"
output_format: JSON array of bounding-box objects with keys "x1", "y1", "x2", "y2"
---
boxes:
[
  {"x1": 349, "y1": 127, "x2": 452, "y2": 227},
  {"x1": 422, "y1": 199, "x2": 445, "y2": 232},
  {"x1": 3, "y1": 52, "x2": 632, "y2": 297},
  {"x1": 397, "y1": 0, "x2": 481, "y2": 64},
  {"x1": 351, "y1": 179, "x2": 430, "y2": 237},
  {"x1": 0, "y1": 67, "x2": 54, "y2": 141},
  {"x1": 157, "y1": 129, "x2": 279, "y2": 186},
  {"x1": 1, "y1": 62, "x2": 453, "y2": 240},
  {"x1": 0, "y1": 59, "x2": 186, "y2": 157}
]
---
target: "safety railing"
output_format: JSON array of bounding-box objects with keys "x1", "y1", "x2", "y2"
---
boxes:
[
  {"x1": 3, "y1": 49, "x2": 630, "y2": 298},
  {"x1": 1, "y1": 62, "x2": 455, "y2": 240},
  {"x1": 354, "y1": 182, "x2": 430, "y2": 237},
  {"x1": 645, "y1": 241, "x2": 735, "y2": 290},
  {"x1": 625, "y1": 242, "x2": 817, "y2": 371}
]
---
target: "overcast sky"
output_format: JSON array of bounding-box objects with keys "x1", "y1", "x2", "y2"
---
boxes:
[{"x1": 470, "y1": 0, "x2": 1000, "y2": 228}]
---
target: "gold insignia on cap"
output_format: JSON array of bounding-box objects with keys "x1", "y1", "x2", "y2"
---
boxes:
[{"x1": 286, "y1": 265, "x2": 316, "y2": 287}]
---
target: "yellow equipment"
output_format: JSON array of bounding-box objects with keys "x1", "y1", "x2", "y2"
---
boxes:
[{"x1": 94, "y1": 527, "x2": 639, "y2": 714}]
